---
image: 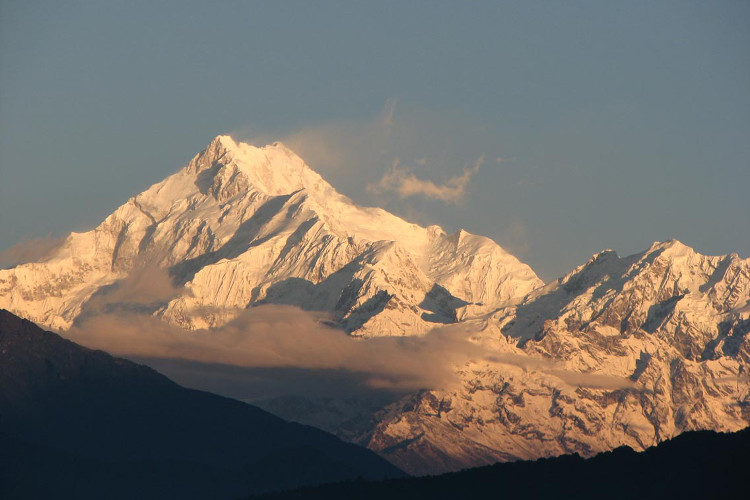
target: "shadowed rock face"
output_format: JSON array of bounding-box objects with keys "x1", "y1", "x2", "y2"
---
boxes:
[{"x1": 0, "y1": 310, "x2": 404, "y2": 499}]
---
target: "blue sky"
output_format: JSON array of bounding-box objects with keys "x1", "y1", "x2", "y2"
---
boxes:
[{"x1": 1, "y1": 0, "x2": 748, "y2": 280}]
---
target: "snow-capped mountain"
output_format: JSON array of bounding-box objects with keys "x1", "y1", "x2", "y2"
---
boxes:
[
  {"x1": 0, "y1": 136, "x2": 540, "y2": 336},
  {"x1": 364, "y1": 240, "x2": 750, "y2": 473},
  {"x1": 1, "y1": 136, "x2": 747, "y2": 475}
]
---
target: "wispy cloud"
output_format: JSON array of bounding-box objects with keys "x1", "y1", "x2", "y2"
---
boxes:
[
  {"x1": 486, "y1": 353, "x2": 636, "y2": 390},
  {"x1": 382, "y1": 97, "x2": 398, "y2": 127},
  {"x1": 237, "y1": 99, "x2": 401, "y2": 179},
  {"x1": 498, "y1": 217, "x2": 530, "y2": 258},
  {"x1": 87, "y1": 262, "x2": 188, "y2": 308},
  {"x1": 231, "y1": 100, "x2": 498, "y2": 216},
  {"x1": 367, "y1": 156, "x2": 484, "y2": 204},
  {"x1": 0, "y1": 234, "x2": 65, "y2": 269}
]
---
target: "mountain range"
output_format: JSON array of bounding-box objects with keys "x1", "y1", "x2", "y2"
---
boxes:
[
  {"x1": 364, "y1": 239, "x2": 750, "y2": 473},
  {"x1": 1, "y1": 136, "x2": 748, "y2": 475}
]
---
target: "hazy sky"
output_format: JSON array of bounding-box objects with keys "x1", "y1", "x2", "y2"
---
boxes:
[{"x1": 1, "y1": 0, "x2": 748, "y2": 280}]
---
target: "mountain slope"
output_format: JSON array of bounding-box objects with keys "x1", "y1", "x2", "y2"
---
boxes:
[
  {"x1": 250, "y1": 427, "x2": 750, "y2": 500},
  {"x1": 362, "y1": 240, "x2": 750, "y2": 473},
  {"x1": 0, "y1": 136, "x2": 541, "y2": 336},
  {"x1": 0, "y1": 310, "x2": 403, "y2": 499}
]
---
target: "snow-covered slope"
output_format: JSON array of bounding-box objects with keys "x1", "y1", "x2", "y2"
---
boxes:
[
  {"x1": 364, "y1": 240, "x2": 750, "y2": 474},
  {"x1": 0, "y1": 136, "x2": 541, "y2": 336}
]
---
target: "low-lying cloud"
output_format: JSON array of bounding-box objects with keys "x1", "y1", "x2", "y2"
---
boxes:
[
  {"x1": 486, "y1": 353, "x2": 636, "y2": 390},
  {"x1": 68, "y1": 305, "x2": 484, "y2": 392},
  {"x1": 67, "y1": 266, "x2": 484, "y2": 392},
  {"x1": 65, "y1": 264, "x2": 635, "y2": 399},
  {"x1": 68, "y1": 307, "x2": 634, "y2": 395},
  {"x1": 367, "y1": 156, "x2": 484, "y2": 204}
]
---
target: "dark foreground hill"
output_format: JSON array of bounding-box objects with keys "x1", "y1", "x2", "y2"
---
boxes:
[
  {"x1": 252, "y1": 426, "x2": 749, "y2": 500},
  {"x1": 0, "y1": 310, "x2": 403, "y2": 500}
]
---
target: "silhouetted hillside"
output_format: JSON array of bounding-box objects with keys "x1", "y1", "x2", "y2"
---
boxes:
[
  {"x1": 0, "y1": 310, "x2": 403, "y2": 500},
  {"x1": 252, "y1": 426, "x2": 749, "y2": 499}
]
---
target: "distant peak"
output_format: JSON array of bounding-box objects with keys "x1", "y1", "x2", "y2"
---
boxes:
[
  {"x1": 208, "y1": 136, "x2": 296, "y2": 155},
  {"x1": 205, "y1": 136, "x2": 303, "y2": 164},
  {"x1": 211, "y1": 134, "x2": 237, "y2": 148},
  {"x1": 592, "y1": 249, "x2": 618, "y2": 260},
  {"x1": 646, "y1": 239, "x2": 693, "y2": 256},
  {"x1": 577, "y1": 250, "x2": 619, "y2": 273},
  {"x1": 196, "y1": 135, "x2": 240, "y2": 161}
]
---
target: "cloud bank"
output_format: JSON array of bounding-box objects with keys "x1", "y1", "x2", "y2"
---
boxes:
[
  {"x1": 64, "y1": 264, "x2": 634, "y2": 400},
  {"x1": 68, "y1": 267, "x2": 483, "y2": 392},
  {"x1": 68, "y1": 305, "x2": 485, "y2": 392},
  {"x1": 486, "y1": 353, "x2": 636, "y2": 390}
]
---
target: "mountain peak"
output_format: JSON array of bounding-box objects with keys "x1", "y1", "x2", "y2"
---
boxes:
[
  {"x1": 645, "y1": 238, "x2": 693, "y2": 256},
  {"x1": 209, "y1": 134, "x2": 237, "y2": 149},
  {"x1": 207, "y1": 135, "x2": 302, "y2": 165},
  {"x1": 190, "y1": 135, "x2": 335, "y2": 199}
]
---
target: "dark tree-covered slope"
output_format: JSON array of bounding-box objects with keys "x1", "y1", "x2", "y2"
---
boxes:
[
  {"x1": 252, "y1": 426, "x2": 749, "y2": 499},
  {"x1": 0, "y1": 310, "x2": 403, "y2": 500}
]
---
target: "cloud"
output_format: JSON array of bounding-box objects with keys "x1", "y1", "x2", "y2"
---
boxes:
[
  {"x1": 367, "y1": 156, "x2": 484, "y2": 204},
  {"x1": 382, "y1": 97, "x2": 398, "y2": 127},
  {"x1": 95, "y1": 262, "x2": 187, "y2": 306},
  {"x1": 546, "y1": 370, "x2": 636, "y2": 390},
  {"x1": 133, "y1": 358, "x2": 399, "y2": 403},
  {"x1": 71, "y1": 261, "x2": 190, "y2": 325},
  {"x1": 231, "y1": 100, "x2": 496, "y2": 218},
  {"x1": 64, "y1": 262, "x2": 634, "y2": 399},
  {"x1": 0, "y1": 234, "x2": 65, "y2": 269},
  {"x1": 67, "y1": 304, "x2": 488, "y2": 393},
  {"x1": 486, "y1": 353, "x2": 636, "y2": 390},
  {"x1": 67, "y1": 308, "x2": 633, "y2": 396},
  {"x1": 238, "y1": 99, "x2": 402, "y2": 180},
  {"x1": 498, "y1": 217, "x2": 530, "y2": 257}
]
